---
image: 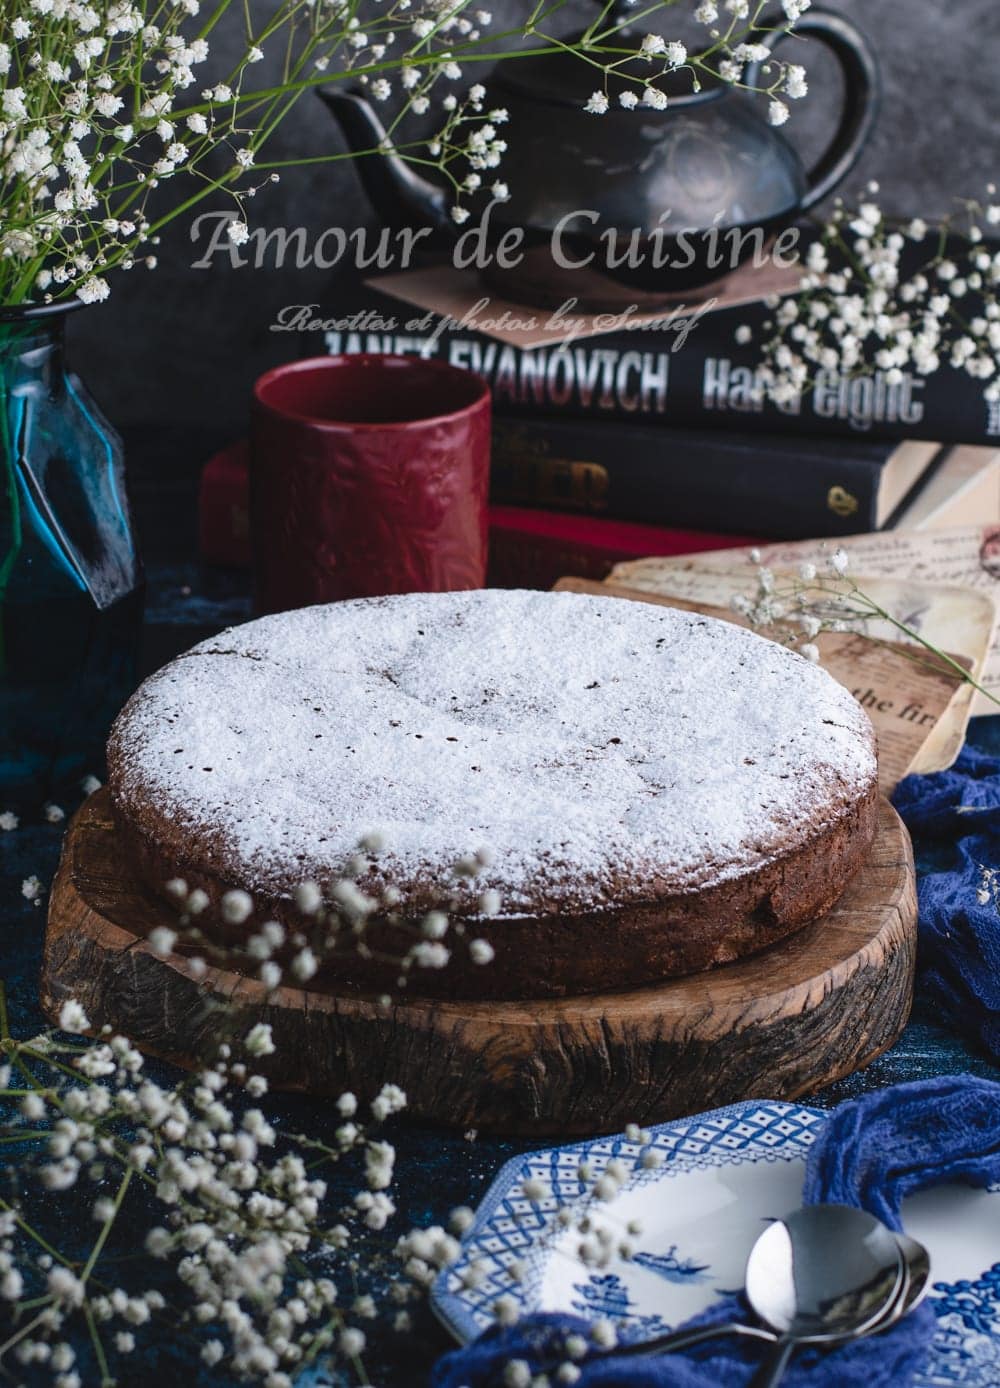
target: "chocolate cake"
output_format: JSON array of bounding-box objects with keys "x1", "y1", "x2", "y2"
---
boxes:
[{"x1": 107, "y1": 589, "x2": 879, "y2": 999}]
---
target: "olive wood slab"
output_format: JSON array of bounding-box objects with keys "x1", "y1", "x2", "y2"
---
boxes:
[{"x1": 41, "y1": 789, "x2": 916, "y2": 1136}]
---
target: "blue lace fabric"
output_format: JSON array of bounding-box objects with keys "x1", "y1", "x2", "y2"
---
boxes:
[
  {"x1": 429, "y1": 1077, "x2": 1000, "y2": 1386},
  {"x1": 892, "y1": 744, "x2": 1000, "y2": 1059}
]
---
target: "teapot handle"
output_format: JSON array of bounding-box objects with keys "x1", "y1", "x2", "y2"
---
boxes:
[{"x1": 743, "y1": 9, "x2": 881, "y2": 213}]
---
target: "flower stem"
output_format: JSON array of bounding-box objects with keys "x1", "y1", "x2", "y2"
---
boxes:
[
  {"x1": 852, "y1": 585, "x2": 1000, "y2": 710},
  {"x1": 81, "y1": 1169, "x2": 133, "y2": 1285},
  {"x1": 85, "y1": 1302, "x2": 113, "y2": 1387}
]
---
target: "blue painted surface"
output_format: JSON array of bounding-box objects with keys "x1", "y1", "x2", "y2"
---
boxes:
[{"x1": 2, "y1": 503, "x2": 997, "y2": 1383}]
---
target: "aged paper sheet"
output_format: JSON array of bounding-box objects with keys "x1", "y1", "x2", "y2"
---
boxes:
[{"x1": 611, "y1": 526, "x2": 1000, "y2": 716}]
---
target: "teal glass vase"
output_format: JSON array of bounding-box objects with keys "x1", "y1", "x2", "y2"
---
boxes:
[{"x1": 0, "y1": 303, "x2": 144, "y2": 803}]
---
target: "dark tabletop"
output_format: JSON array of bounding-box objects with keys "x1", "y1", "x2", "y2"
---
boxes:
[{"x1": 2, "y1": 426, "x2": 998, "y2": 1387}]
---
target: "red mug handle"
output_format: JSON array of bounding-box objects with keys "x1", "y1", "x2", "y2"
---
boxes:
[{"x1": 744, "y1": 9, "x2": 881, "y2": 213}]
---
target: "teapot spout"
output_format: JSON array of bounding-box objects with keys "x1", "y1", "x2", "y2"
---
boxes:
[{"x1": 319, "y1": 88, "x2": 454, "y2": 237}]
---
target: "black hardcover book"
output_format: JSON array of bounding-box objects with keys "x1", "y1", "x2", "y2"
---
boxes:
[
  {"x1": 490, "y1": 417, "x2": 944, "y2": 539},
  {"x1": 311, "y1": 278, "x2": 1000, "y2": 447}
]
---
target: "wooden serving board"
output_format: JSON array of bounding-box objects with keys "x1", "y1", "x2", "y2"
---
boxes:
[{"x1": 41, "y1": 790, "x2": 917, "y2": 1137}]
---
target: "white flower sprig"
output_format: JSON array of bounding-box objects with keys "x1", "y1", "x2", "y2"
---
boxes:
[
  {"x1": 579, "y1": 0, "x2": 811, "y2": 129},
  {"x1": 0, "y1": 807, "x2": 520, "y2": 1384},
  {"x1": 437, "y1": 1125, "x2": 666, "y2": 1382},
  {"x1": 0, "y1": 0, "x2": 813, "y2": 304},
  {"x1": 739, "y1": 181, "x2": 1000, "y2": 407},
  {"x1": 0, "y1": 819, "x2": 665, "y2": 1386},
  {"x1": 158, "y1": 833, "x2": 503, "y2": 998},
  {"x1": 0, "y1": 980, "x2": 501, "y2": 1387},
  {"x1": 731, "y1": 544, "x2": 1000, "y2": 708}
]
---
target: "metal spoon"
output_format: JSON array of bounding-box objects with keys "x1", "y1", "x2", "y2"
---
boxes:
[
  {"x1": 893, "y1": 1232, "x2": 931, "y2": 1315},
  {"x1": 745, "y1": 1204, "x2": 905, "y2": 1388},
  {"x1": 613, "y1": 1213, "x2": 926, "y2": 1361}
]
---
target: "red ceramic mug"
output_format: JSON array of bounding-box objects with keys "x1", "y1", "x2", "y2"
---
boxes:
[{"x1": 250, "y1": 354, "x2": 491, "y2": 611}]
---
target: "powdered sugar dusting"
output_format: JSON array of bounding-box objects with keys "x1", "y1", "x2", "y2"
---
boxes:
[{"x1": 109, "y1": 590, "x2": 877, "y2": 916}]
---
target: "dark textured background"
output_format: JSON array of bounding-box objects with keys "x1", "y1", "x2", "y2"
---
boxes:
[{"x1": 71, "y1": 0, "x2": 1000, "y2": 436}]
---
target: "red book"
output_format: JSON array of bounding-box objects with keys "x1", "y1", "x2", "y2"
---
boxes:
[
  {"x1": 199, "y1": 440, "x2": 251, "y2": 568},
  {"x1": 199, "y1": 443, "x2": 759, "y2": 583},
  {"x1": 487, "y1": 505, "x2": 759, "y2": 589}
]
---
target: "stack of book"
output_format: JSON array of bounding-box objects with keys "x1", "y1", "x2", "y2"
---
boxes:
[
  {"x1": 314, "y1": 270, "x2": 1000, "y2": 586},
  {"x1": 486, "y1": 426, "x2": 998, "y2": 587},
  {"x1": 200, "y1": 267, "x2": 1000, "y2": 580}
]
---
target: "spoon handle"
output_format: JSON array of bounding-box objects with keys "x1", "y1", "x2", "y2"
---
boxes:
[
  {"x1": 615, "y1": 1320, "x2": 775, "y2": 1359},
  {"x1": 749, "y1": 1336, "x2": 796, "y2": 1388}
]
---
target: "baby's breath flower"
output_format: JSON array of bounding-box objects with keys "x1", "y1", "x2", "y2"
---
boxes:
[
  {"x1": 221, "y1": 887, "x2": 253, "y2": 922},
  {"x1": 259, "y1": 961, "x2": 282, "y2": 989},
  {"x1": 244, "y1": 1022, "x2": 276, "y2": 1057},
  {"x1": 58, "y1": 1000, "x2": 89, "y2": 1034},
  {"x1": 75, "y1": 276, "x2": 110, "y2": 304},
  {"x1": 785, "y1": 63, "x2": 808, "y2": 98},
  {"x1": 412, "y1": 940, "x2": 449, "y2": 968},
  {"x1": 371, "y1": 1083, "x2": 406, "y2": 1119},
  {"x1": 422, "y1": 910, "x2": 449, "y2": 940},
  {"x1": 339, "y1": 1326, "x2": 366, "y2": 1356},
  {"x1": 148, "y1": 926, "x2": 177, "y2": 957},
  {"x1": 291, "y1": 881, "x2": 321, "y2": 916},
  {"x1": 291, "y1": 946, "x2": 318, "y2": 981},
  {"x1": 493, "y1": 1293, "x2": 520, "y2": 1326},
  {"x1": 754, "y1": 193, "x2": 1000, "y2": 409},
  {"x1": 449, "y1": 1205, "x2": 474, "y2": 1233},
  {"x1": 22, "y1": 1091, "x2": 46, "y2": 1120},
  {"x1": 47, "y1": 1267, "x2": 84, "y2": 1307},
  {"x1": 591, "y1": 1318, "x2": 618, "y2": 1349}
]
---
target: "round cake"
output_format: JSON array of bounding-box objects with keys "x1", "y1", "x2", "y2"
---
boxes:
[{"x1": 108, "y1": 589, "x2": 879, "y2": 999}]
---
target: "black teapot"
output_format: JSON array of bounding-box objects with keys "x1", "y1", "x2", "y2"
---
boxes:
[{"x1": 322, "y1": 7, "x2": 879, "y2": 310}]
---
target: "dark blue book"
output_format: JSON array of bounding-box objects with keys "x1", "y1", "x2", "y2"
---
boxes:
[
  {"x1": 489, "y1": 417, "x2": 944, "y2": 540},
  {"x1": 314, "y1": 277, "x2": 1000, "y2": 448}
]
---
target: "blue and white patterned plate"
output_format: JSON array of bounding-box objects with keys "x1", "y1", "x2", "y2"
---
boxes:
[{"x1": 431, "y1": 1100, "x2": 1000, "y2": 1386}]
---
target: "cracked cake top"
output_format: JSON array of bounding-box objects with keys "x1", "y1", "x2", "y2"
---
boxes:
[{"x1": 108, "y1": 589, "x2": 877, "y2": 917}]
